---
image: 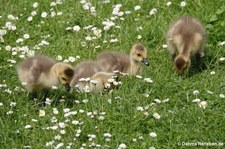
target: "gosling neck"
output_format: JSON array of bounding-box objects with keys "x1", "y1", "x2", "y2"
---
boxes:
[
  {"x1": 180, "y1": 44, "x2": 191, "y2": 57},
  {"x1": 128, "y1": 58, "x2": 140, "y2": 75}
]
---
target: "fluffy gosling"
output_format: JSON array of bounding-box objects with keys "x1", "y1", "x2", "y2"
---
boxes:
[
  {"x1": 167, "y1": 16, "x2": 206, "y2": 74},
  {"x1": 97, "y1": 44, "x2": 149, "y2": 75},
  {"x1": 17, "y1": 56, "x2": 74, "y2": 99}
]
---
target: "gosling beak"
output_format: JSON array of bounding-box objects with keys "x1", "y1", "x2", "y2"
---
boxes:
[
  {"x1": 65, "y1": 83, "x2": 71, "y2": 92},
  {"x1": 142, "y1": 58, "x2": 149, "y2": 66}
]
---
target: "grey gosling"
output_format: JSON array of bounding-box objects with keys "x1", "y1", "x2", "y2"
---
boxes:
[
  {"x1": 167, "y1": 16, "x2": 206, "y2": 74},
  {"x1": 17, "y1": 55, "x2": 74, "y2": 99},
  {"x1": 97, "y1": 44, "x2": 149, "y2": 75}
]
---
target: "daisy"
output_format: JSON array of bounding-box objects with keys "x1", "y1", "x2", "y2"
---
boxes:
[
  {"x1": 33, "y1": 2, "x2": 39, "y2": 8},
  {"x1": 56, "y1": 55, "x2": 63, "y2": 61},
  {"x1": 149, "y1": 132, "x2": 157, "y2": 138},
  {"x1": 167, "y1": 1, "x2": 172, "y2": 6},
  {"x1": 39, "y1": 110, "x2": 45, "y2": 117},
  {"x1": 23, "y1": 34, "x2": 30, "y2": 39},
  {"x1": 180, "y1": 1, "x2": 186, "y2": 7},
  {"x1": 31, "y1": 11, "x2": 37, "y2": 16},
  {"x1": 219, "y1": 57, "x2": 225, "y2": 61},
  {"x1": 149, "y1": 8, "x2": 157, "y2": 15},
  {"x1": 198, "y1": 101, "x2": 207, "y2": 109},
  {"x1": 41, "y1": 12, "x2": 48, "y2": 18},
  {"x1": 153, "y1": 112, "x2": 161, "y2": 119},
  {"x1": 73, "y1": 25, "x2": 80, "y2": 31},
  {"x1": 219, "y1": 94, "x2": 225, "y2": 98},
  {"x1": 193, "y1": 90, "x2": 199, "y2": 95},
  {"x1": 134, "y1": 5, "x2": 141, "y2": 11},
  {"x1": 24, "y1": 125, "x2": 32, "y2": 129},
  {"x1": 68, "y1": 56, "x2": 76, "y2": 62},
  {"x1": 27, "y1": 16, "x2": 33, "y2": 22},
  {"x1": 118, "y1": 143, "x2": 127, "y2": 149}
]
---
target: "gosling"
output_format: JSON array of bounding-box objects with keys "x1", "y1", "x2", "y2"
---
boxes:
[
  {"x1": 167, "y1": 16, "x2": 206, "y2": 74},
  {"x1": 17, "y1": 55, "x2": 74, "y2": 99},
  {"x1": 97, "y1": 44, "x2": 149, "y2": 75},
  {"x1": 70, "y1": 60, "x2": 104, "y2": 92}
]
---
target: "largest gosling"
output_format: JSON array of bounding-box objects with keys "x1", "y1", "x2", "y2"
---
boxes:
[
  {"x1": 17, "y1": 56, "x2": 74, "y2": 99},
  {"x1": 167, "y1": 16, "x2": 206, "y2": 74},
  {"x1": 97, "y1": 44, "x2": 149, "y2": 75}
]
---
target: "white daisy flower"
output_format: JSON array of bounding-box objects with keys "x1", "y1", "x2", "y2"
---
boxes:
[
  {"x1": 149, "y1": 132, "x2": 157, "y2": 138},
  {"x1": 137, "y1": 35, "x2": 142, "y2": 39},
  {"x1": 125, "y1": 11, "x2": 131, "y2": 14},
  {"x1": 180, "y1": 1, "x2": 186, "y2": 7},
  {"x1": 144, "y1": 78, "x2": 154, "y2": 83},
  {"x1": 55, "y1": 143, "x2": 64, "y2": 149},
  {"x1": 136, "y1": 106, "x2": 144, "y2": 111},
  {"x1": 33, "y1": 2, "x2": 39, "y2": 8},
  {"x1": 60, "y1": 130, "x2": 66, "y2": 134},
  {"x1": 31, "y1": 11, "x2": 37, "y2": 16},
  {"x1": 50, "y1": 125, "x2": 58, "y2": 130},
  {"x1": 0, "y1": 102, "x2": 3, "y2": 106},
  {"x1": 68, "y1": 56, "x2": 76, "y2": 62},
  {"x1": 198, "y1": 101, "x2": 207, "y2": 109},
  {"x1": 134, "y1": 5, "x2": 141, "y2": 11},
  {"x1": 51, "y1": 86, "x2": 58, "y2": 90},
  {"x1": 41, "y1": 12, "x2": 48, "y2": 18},
  {"x1": 149, "y1": 8, "x2": 157, "y2": 15},
  {"x1": 192, "y1": 98, "x2": 201, "y2": 103},
  {"x1": 63, "y1": 108, "x2": 70, "y2": 113},
  {"x1": 72, "y1": 120, "x2": 79, "y2": 125},
  {"x1": 56, "y1": 55, "x2": 63, "y2": 61},
  {"x1": 6, "y1": 110, "x2": 13, "y2": 115},
  {"x1": 219, "y1": 94, "x2": 225, "y2": 98},
  {"x1": 210, "y1": 71, "x2": 215, "y2": 75},
  {"x1": 10, "y1": 102, "x2": 16, "y2": 107},
  {"x1": 118, "y1": 143, "x2": 127, "y2": 149},
  {"x1": 45, "y1": 141, "x2": 55, "y2": 147},
  {"x1": 7, "y1": 14, "x2": 16, "y2": 20},
  {"x1": 136, "y1": 75, "x2": 143, "y2": 79},
  {"x1": 16, "y1": 38, "x2": 24, "y2": 43},
  {"x1": 23, "y1": 34, "x2": 30, "y2": 39},
  {"x1": 152, "y1": 112, "x2": 161, "y2": 119},
  {"x1": 162, "y1": 98, "x2": 170, "y2": 103},
  {"x1": 219, "y1": 41, "x2": 225, "y2": 46},
  {"x1": 32, "y1": 119, "x2": 38, "y2": 122},
  {"x1": 39, "y1": 110, "x2": 45, "y2": 117},
  {"x1": 50, "y1": 2, "x2": 57, "y2": 6},
  {"x1": 57, "y1": 12, "x2": 63, "y2": 15},
  {"x1": 110, "y1": 38, "x2": 118, "y2": 43},
  {"x1": 193, "y1": 90, "x2": 199, "y2": 95},
  {"x1": 24, "y1": 125, "x2": 32, "y2": 129},
  {"x1": 73, "y1": 25, "x2": 80, "y2": 31},
  {"x1": 27, "y1": 16, "x2": 33, "y2": 22},
  {"x1": 219, "y1": 57, "x2": 225, "y2": 61},
  {"x1": 167, "y1": 1, "x2": 172, "y2": 6},
  {"x1": 162, "y1": 44, "x2": 168, "y2": 48},
  {"x1": 206, "y1": 90, "x2": 213, "y2": 94},
  {"x1": 51, "y1": 11, "x2": 56, "y2": 17},
  {"x1": 154, "y1": 99, "x2": 161, "y2": 103}
]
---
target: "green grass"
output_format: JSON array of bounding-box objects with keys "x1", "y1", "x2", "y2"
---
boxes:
[{"x1": 0, "y1": 0, "x2": 225, "y2": 148}]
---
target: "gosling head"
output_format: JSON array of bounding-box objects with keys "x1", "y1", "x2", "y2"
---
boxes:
[
  {"x1": 53, "y1": 63, "x2": 74, "y2": 91},
  {"x1": 174, "y1": 55, "x2": 190, "y2": 74},
  {"x1": 130, "y1": 44, "x2": 149, "y2": 66}
]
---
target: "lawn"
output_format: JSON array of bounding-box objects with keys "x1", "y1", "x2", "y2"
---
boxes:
[{"x1": 0, "y1": 0, "x2": 224, "y2": 148}]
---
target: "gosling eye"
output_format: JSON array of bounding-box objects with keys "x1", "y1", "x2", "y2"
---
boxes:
[
  {"x1": 62, "y1": 77, "x2": 67, "y2": 81},
  {"x1": 137, "y1": 54, "x2": 141, "y2": 57}
]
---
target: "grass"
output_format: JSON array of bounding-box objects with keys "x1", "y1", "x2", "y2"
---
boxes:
[{"x1": 0, "y1": 0, "x2": 225, "y2": 148}]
